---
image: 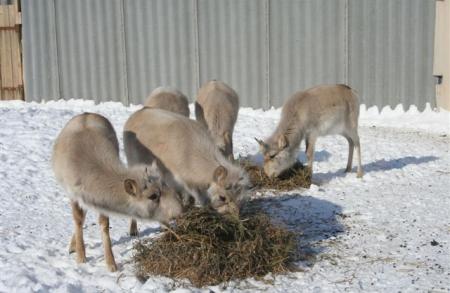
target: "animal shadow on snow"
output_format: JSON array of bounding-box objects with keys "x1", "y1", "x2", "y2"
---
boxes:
[
  {"x1": 297, "y1": 150, "x2": 332, "y2": 163},
  {"x1": 112, "y1": 226, "x2": 161, "y2": 247},
  {"x1": 314, "y1": 155, "x2": 439, "y2": 183},
  {"x1": 249, "y1": 193, "x2": 344, "y2": 266},
  {"x1": 85, "y1": 226, "x2": 161, "y2": 256}
]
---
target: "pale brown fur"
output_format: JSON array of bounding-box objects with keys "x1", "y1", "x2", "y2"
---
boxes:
[
  {"x1": 195, "y1": 80, "x2": 239, "y2": 160},
  {"x1": 52, "y1": 113, "x2": 183, "y2": 271},
  {"x1": 124, "y1": 108, "x2": 251, "y2": 214},
  {"x1": 130, "y1": 86, "x2": 190, "y2": 235},
  {"x1": 144, "y1": 87, "x2": 190, "y2": 117},
  {"x1": 257, "y1": 84, "x2": 363, "y2": 178}
]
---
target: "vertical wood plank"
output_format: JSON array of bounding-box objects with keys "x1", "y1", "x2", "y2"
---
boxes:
[
  {"x1": 0, "y1": 5, "x2": 14, "y2": 99},
  {"x1": 9, "y1": 5, "x2": 22, "y2": 99},
  {"x1": 7, "y1": 4, "x2": 14, "y2": 100},
  {"x1": 0, "y1": 6, "x2": 2, "y2": 100},
  {"x1": 7, "y1": 5, "x2": 15, "y2": 100},
  {"x1": 7, "y1": 4, "x2": 16, "y2": 100},
  {"x1": 0, "y1": 2, "x2": 23, "y2": 100},
  {"x1": 15, "y1": 0, "x2": 24, "y2": 100},
  {"x1": 0, "y1": 6, "x2": 6, "y2": 100}
]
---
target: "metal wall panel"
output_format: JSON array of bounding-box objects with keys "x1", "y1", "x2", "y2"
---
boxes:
[
  {"x1": 197, "y1": 0, "x2": 268, "y2": 108},
  {"x1": 349, "y1": 0, "x2": 436, "y2": 109},
  {"x1": 124, "y1": 0, "x2": 197, "y2": 104},
  {"x1": 269, "y1": 0, "x2": 347, "y2": 107},
  {"x1": 21, "y1": 0, "x2": 436, "y2": 110},
  {"x1": 54, "y1": 0, "x2": 127, "y2": 103},
  {"x1": 22, "y1": 0, "x2": 59, "y2": 101}
]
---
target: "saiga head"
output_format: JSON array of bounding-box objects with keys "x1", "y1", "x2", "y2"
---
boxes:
[
  {"x1": 207, "y1": 165, "x2": 251, "y2": 215},
  {"x1": 124, "y1": 163, "x2": 184, "y2": 223},
  {"x1": 255, "y1": 135, "x2": 296, "y2": 177}
]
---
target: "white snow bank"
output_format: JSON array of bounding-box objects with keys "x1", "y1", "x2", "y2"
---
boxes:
[
  {"x1": 359, "y1": 104, "x2": 450, "y2": 135},
  {"x1": 2, "y1": 100, "x2": 448, "y2": 135}
]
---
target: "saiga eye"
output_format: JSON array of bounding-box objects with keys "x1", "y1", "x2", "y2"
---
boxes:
[{"x1": 148, "y1": 193, "x2": 159, "y2": 201}]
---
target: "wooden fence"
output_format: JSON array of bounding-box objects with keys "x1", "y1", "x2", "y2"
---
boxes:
[{"x1": 0, "y1": 0, "x2": 22, "y2": 100}]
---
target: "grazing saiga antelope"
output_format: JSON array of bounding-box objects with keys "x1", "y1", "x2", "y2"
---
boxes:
[
  {"x1": 256, "y1": 84, "x2": 363, "y2": 178},
  {"x1": 128, "y1": 86, "x2": 189, "y2": 236},
  {"x1": 52, "y1": 113, "x2": 183, "y2": 271},
  {"x1": 144, "y1": 86, "x2": 190, "y2": 117},
  {"x1": 195, "y1": 80, "x2": 239, "y2": 160},
  {"x1": 124, "y1": 108, "x2": 251, "y2": 215}
]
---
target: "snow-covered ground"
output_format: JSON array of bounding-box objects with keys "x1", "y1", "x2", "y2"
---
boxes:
[{"x1": 0, "y1": 100, "x2": 449, "y2": 293}]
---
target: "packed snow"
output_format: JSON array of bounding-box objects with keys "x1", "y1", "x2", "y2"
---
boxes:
[{"x1": 0, "y1": 99, "x2": 449, "y2": 292}]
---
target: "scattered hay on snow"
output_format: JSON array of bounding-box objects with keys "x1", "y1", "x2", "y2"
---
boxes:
[
  {"x1": 241, "y1": 160, "x2": 311, "y2": 191},
  {"x1": 133, "y1": 207, "x2": 298, "y2": 287}
]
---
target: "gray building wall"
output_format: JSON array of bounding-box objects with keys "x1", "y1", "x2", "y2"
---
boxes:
[
  {"x1": 22, "y1": 0, "x2": 436, "y2": 110},
  {"x1": 198, "y1": 0, "x2": 268, "y2": 109},
  {"x1": 269, "y1": 0, "x2": 347, "y2": 107},
  {"x1": 124, "y1": 0, "x2": 198, "y2": 105},
  {"x1": 349, "y1": 0, "x2": 436, "y2": 108}
]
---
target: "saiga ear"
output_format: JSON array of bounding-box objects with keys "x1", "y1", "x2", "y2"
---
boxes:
[
  {"x1": 277, "y1": 135, "x2": 288, "y2": 149},
  {"x1": 213, "y1": 165, "x2": 228, "y2": 185},
  {"x1": 145, "y1": 160, "x2": 162, "y2": 179},
  {"x1": 124, "y1": 179, "x2": 138, "y2": 196},
  {"x1": 149, "y1": 160, "x2": 160, "y2": 174},
  {"x1": 254, "y1": 137, "x2": 268, "y2": 153}
]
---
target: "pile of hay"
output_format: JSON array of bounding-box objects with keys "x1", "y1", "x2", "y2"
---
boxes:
[
  {"x1": 133, "y1": 207, "x2": 298, "y2": 287},
  {"x1": 241, "y1": 161, "x2": 311, "y2": 191}
]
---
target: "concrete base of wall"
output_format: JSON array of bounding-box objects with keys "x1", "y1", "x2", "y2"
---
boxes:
[{"x1": 434, "y1": 0, "x2": 450, "y2": 110}]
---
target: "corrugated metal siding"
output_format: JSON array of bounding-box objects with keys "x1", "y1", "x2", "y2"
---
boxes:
[
  {"x1": 54, "y1": 0, "x2": 127, "y2": 103},
  {"x1": 22, "y1": 0, "x2": 59, "y2": 101},
  {"x1": 124, "y1": 0, "x2": 197, "y2": 104},
  {"x1": 349, "y1": 0, "x2": 436, "y2": 109},
  {"x1": 22, "y1": 0, "x2": 128, "y2": 103},
  {"x1": 269, "y1": 0, "x2": 347, "y2": 107},
  {"x1": 197, "y1": 0, "x2": 268, "y2": 108},
  {"x1": 21, "y1": 0, "x2": 436, "y2": 110}
]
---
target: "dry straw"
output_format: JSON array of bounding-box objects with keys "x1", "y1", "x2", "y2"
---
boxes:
[
  {"x1": 241, "y1": 160, "x2": 311, "y2": 191},
  {"x1": 133, "y1": 207, "x2": 298, "y2": 287}
]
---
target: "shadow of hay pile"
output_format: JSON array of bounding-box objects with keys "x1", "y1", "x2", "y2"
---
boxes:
[
  {"x1": 133, "y1": 207, "x2": 298, "y2": 287},
  {"x1": 241, "y1": 161, "x2": 311, "y2": 191}
]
